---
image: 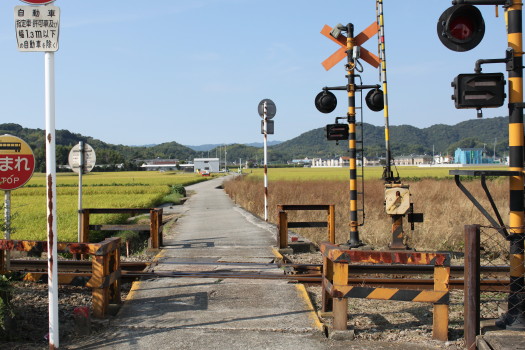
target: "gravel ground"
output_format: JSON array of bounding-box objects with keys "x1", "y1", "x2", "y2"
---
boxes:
[{"x1": 0, "y1": 253, "x2": 151, "y2": 350}]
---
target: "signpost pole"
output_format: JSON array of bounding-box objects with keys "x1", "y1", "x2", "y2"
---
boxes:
[
  {"x1": 263, "y1": 102, "x2": 268, "y2": 222},
  {"x1": 77, "y1": 141, "x2": 84, "y2": 244},
  {"x1": 45, "y1": 50, "x2": 59, "y2": 350},
  {"x1": 4, "y1": 190, "x2": 11, "y2": 270}
]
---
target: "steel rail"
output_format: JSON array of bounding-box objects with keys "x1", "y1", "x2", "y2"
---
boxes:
[
  {"x1": 8, "y1": 259, "x2": 510, "y2": 276},
  {"x1": 19, "y1": 269, "x2": 509, "y2": 292}
]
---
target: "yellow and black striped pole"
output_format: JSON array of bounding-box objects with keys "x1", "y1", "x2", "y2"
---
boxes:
[
  {"x1": 345, "y1": 23, "x2": 362, "y2": 248},
  {"x1": 503, "y1": 0, "x2": 525, "y2": 329},
  {"x1": 376, "y1": 0, "x2": 394, "y2": 181}
]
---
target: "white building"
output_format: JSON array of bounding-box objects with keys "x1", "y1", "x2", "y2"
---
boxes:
[
  {"x1": 194, "y1": 158, "x2": 220, "y2": 173},
  {"x1": 141, "y1": 159, "x2": 179, "y2": 171}
]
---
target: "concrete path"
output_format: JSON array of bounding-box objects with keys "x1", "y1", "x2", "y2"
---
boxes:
[{"x1": 65, "y1": 176, "x2": 446, "y2": 350}]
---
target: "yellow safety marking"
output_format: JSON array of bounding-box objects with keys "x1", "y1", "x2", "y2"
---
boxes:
[
  {"x1": 271, "y1": 247, "x2": 285, "y2": 261},
  {"x1": 367, "y1": 287, "x2": 397, "y2": 300},
  {"x1": 126, "y1": 280, "x2": 142, "y2": 301},
  {"x1": 412, "y1": 291, "x2": 445, "y2": 303},
  {"x1": 508, "y1": 77, "x2": 523, "y2": 102},
  {"x1": 294, "y1": 284, "x2": 325, "y2": 331},
  {"x1": 509, "y1": 212, "x2": 525, "y2": 234},
  {"x1": 511, "y1": 254, "x2": 525, "y2": 277},
  {"x1": 509, "y1": 123, "x2": 524, "y2": 146},
  {"x1": 509, "y1": 176, "x2": 524, "y2": 190}
]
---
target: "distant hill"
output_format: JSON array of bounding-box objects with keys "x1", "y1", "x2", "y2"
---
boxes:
[
  {"x1": 0, "y1": 117, "x2": 510, "y2": 170},
  {"x1": 270, "y1": 116, "x2": 509, "y2": 161},
  {"x1": 185, "y1": 140, "x2": 283, "y2": 151}
]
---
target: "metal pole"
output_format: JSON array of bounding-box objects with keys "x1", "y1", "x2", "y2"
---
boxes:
[
  {"x1": 503, "y1": 0, "x2": 525, "y2": 330},
  {"x1": 376, "y1": 0, "x2": 394, "y2": 181},
  {"x1": 4, "y1": 190, "x2": 10, "y2": 270},
  {"x1": 346, "y1": 23, "x2": 362, "y2": 248},
  {"x1": 263, "y1": 102, "x2": 269, "y2": 222},
  {"x1": 45, "y1": 51, "x2": 59, "y2": 349},
  {"x1": 78, "y1": 141, "x2": 84, "y2": 244}
]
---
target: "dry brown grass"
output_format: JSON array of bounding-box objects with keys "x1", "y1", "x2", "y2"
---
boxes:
[{"x1": 224, "y1": 176, "x2": 509, "y2": 252}]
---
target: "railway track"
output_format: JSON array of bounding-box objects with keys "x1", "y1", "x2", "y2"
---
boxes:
[{"x1": 8, "y1": 259, "x2": 510, "y2": 292}]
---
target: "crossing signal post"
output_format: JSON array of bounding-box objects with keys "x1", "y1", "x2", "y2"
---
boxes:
[
  {"x1": 316, "y1": 21, "x2": 383, "y2": 248},
  {"x1": 437, "y1": 0, "x2": 525, "y2": 331}
]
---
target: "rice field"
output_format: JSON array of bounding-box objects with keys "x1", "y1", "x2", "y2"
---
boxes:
[
  {"x1": 228, "y1": 165, "x2": 511, "y2": 252},
  {"x1": 246, "y1": 164, "x2": 509, "y2": 181},
  {"x1": 5, "y1": 171, "x2": 209, "y2": 242}
]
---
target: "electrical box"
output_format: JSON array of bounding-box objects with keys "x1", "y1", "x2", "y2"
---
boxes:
[{"x1": 385, "y1": 186, "x2": 410, "y2": 215}]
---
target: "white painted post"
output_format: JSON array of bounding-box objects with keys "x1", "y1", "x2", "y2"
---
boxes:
[
  {"x1": 4, "y1": 190, "x2": 11, "y2": 270},
  {"x1": 263, "y1": 102, "x2": 268, "y2": 222},
  {"x1": 45, "y1": 51, "x2": 59, "y2": 349},
  {"x1": 77, "y1": 141, "x2": 84, "y2": 243}
]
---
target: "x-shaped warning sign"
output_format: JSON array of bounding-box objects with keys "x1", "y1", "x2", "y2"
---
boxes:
[{"x1": 321, "y1": 23, "x2": 380, "y2": 71}]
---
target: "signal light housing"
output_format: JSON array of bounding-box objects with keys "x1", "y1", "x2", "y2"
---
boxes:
[
  {"x1": 326, "y1": 123, "x2": 349, "y2": 141},
  {"x1": 315, "y1": 90, "x2": 337, "y2": 113},
  {"x1": 451, "y1": 73, "x2": 506, "y2": 109},
  {"x1": 365, "y1": 89, "x2": 384, "y2": 112},
  {"x1": 437, "y1": 4, "x2": 485, "y2": 52}
]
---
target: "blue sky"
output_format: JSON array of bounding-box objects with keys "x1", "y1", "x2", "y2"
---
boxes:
[{"x1": 0, "y1": 1, "x2": 512, "y2": 146}]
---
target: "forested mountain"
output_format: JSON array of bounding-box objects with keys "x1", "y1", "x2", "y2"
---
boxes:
[{"x1": 0, "y1": 116, "x2": 509, "y2": 170}]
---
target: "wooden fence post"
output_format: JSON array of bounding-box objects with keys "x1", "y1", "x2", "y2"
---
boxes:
[
  {"x1": 80, "y1": 209, "x2": 90, "y2": 243},
  {"x1": 278, "y1": 211, "x2": 288, "y2": 249},
  {"x1": 150, "y1": 209, "x2": 160, "y2": 249},
  {"x1": 464, "y1": 224, "x2": 480, "y2": 350}
]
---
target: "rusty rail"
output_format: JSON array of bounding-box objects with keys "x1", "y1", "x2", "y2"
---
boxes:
[
  {"x1": 80, "y1": 208, "x2": 163, "y2": 249},
  {"x1": 0, "y1": 237, "x2": 121, "y2": 318},
  {"x1": 321, "y1": 242, "x2": 450, "y2": 341},
  {"x1": 277, "y1": 204, "x2": 335, "y2": 249}
]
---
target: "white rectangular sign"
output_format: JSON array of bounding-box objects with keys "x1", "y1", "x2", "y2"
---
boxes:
[{"x1": 15, "y1": 5, "x2": 60, "y2": 52}]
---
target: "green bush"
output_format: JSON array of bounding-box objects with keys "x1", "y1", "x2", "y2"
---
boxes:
[{"x1": 171, "y1": 184, "x2": 186, "y2": 197}]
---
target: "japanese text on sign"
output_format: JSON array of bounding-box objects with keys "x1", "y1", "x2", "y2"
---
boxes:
[{"x1": 15, "y1": 5, "x2": 60, "y2": 52}]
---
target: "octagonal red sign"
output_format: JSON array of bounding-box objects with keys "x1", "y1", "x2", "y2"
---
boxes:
[
  {"x1": 0, "y1": 135, "x2": 35, "y2": 191},
  {"x1": 20, "y1": 0, "x2": 55, "y2": 4}
]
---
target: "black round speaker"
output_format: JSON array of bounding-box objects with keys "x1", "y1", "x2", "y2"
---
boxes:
[
  {"x1": 365, "y1": 89, "x2": 384, "y2": 112},
  {"x1": 315, "y1": 90, "x2": 337, "y2": 114}
]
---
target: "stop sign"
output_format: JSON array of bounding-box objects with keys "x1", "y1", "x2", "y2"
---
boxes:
[
  {"x1": 0, "y1": 135, "x2": 35, "y2": 190},
  {"x1": 20, "y1": 0, "x2": 55, "y2": 4}
]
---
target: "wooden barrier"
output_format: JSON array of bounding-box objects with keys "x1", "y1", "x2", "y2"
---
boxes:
[
  {"x1": 277, "y1": 204, "x2": 335, "y2": 248},
  {"x1": 0, "y1": 237, "x2": 121, "y2": 318},
  {"x1": 80, "y1": 208, "x2": 163, "y2": 249},
  {"x1": 321, "y1": 242, "x2": 450, "y2": 341}
]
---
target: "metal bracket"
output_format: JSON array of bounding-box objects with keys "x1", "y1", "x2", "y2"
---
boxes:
[{"x1": 453, "y1": 173, "x2": 509, "y2": 239}]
